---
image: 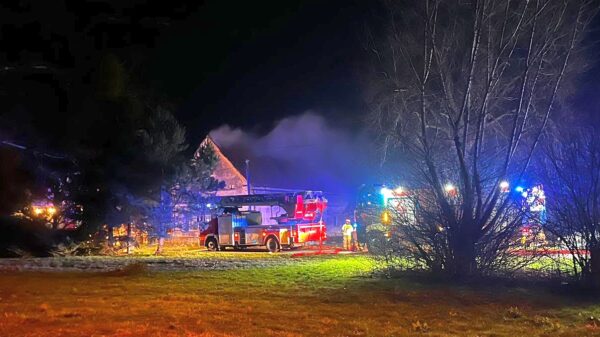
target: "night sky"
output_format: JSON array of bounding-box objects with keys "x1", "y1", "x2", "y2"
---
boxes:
[
  {"x1": 1, "y1": 1, "x2": 376, "y2": 140},
  {"x1": 4, "y1": 0, "x2": 599, "y2": 141},
  {"x1": 148, "y1": 0, "x2": 375, "y2": 143}
]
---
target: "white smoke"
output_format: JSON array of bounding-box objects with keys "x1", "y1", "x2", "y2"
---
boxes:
[{"x1": 208, "y1": 112, "x2": 374, "y2": 195}]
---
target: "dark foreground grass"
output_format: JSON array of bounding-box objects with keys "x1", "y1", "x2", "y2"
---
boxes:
[{"x1": 1, "y1": 255, "x2": 600, "y2": 337}]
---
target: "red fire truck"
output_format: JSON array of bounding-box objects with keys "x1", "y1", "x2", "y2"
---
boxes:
[{"x1": 200, "y1": 191, "x2": 327, "y2": 252}]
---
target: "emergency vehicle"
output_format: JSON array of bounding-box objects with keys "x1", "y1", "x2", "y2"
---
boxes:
[
  {"x1": 355, "y1": 184, "x2": 421, "y2": 253},
  {"x1": 356, "y1": 185, "x2": 417, "y2": 227},
  {"x1": 200, "y1": 191, "x2": 327, "y2": 252},
  {"x1": 518, "y1": 184, "x2": 548, "y2": 247}
]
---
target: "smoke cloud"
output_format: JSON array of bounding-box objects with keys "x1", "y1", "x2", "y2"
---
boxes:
[{"x1": 209, "y1": 112, "x2": 375, "y2": 197}]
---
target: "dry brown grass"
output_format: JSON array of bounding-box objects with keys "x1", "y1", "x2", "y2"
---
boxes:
[{"x1": 1, "y1": 256, "x2": 599, "y2": 337}]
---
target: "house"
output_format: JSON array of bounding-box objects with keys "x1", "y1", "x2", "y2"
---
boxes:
[{"x1": 133, "y1": 136, "x2": 350, "y2": 248}]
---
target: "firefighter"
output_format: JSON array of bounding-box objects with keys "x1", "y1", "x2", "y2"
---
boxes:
[{"x1": 342, "y1": 219, "x2": 353, "y2": 250}]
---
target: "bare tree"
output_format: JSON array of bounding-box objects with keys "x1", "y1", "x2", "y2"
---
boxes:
[
  {"x1": 365, "y1": 0, "x2": 598, "y2": 276},
  {"x1": 541, "y1": 127, "x2": 600, "y2": 287}
]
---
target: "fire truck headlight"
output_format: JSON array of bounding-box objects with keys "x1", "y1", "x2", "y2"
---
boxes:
[{"x1": 380, "y1": 187, "x2": 393, "y2": 204}]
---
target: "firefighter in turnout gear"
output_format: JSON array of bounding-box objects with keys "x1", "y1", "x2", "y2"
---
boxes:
[{"x1": 342, "y1": 219, "x2": 353, "y2": 250}]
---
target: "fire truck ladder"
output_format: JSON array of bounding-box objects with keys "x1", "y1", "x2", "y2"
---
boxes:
[{"x1": 218, "y1": 192, "x2": 322, "y2": 206}]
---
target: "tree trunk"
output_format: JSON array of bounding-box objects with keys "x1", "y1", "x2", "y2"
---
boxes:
[
  {"x1": 108, "y1": 224, "x2": 114, "y2": 246},
  {"x1": 155, "y1": 237, "x2": 164, "y2": 255},
  {"x1": 588, "y1": 246, "x2": 600, "y2": 289},
  {"x1": 126, "y1": 222, "x2": 132, "y2": 255},
  {"x1": 452, "y1": 247, "x2": 477, "y2": 277},
  {"x1": 450, "y1": 226, "x2": 477, "y2": 278}
]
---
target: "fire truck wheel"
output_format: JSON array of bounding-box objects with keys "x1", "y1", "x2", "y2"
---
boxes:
[
  {"x1": 205, "y1": 237, "x2": 218, "y2": 251},
  {"x1": 265, "y1": 237, "x2": 280, "y2": 253}
]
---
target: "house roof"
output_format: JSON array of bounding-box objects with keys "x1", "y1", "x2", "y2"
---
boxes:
[{"x1": 199, "y1": 136, "x2": 247, "y2": 185}]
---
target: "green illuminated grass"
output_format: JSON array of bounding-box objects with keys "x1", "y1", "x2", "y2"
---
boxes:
[{"x1": 1, "y1": 255, "x2": 600, "y2": 336}]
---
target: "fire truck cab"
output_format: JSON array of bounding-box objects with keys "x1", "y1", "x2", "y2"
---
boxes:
[{"x1": 200, "y1": 192, "x2": 327, "y2": 253}]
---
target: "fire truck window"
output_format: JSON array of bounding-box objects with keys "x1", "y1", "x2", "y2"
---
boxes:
[
  {"x1": 245, "y1": 211, "x2": 262, "y2": 226},
  {"x1": 222, "y1": 207, "x2": 240, "y2": 215}
]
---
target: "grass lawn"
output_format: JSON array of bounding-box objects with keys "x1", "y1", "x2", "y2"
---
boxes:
[
  {"x1": 130, "y1": 245, "x2": 282, "y2": 258},
  {"x1": 1, "y1": 255, "x2": 600, "y2": 337}
]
